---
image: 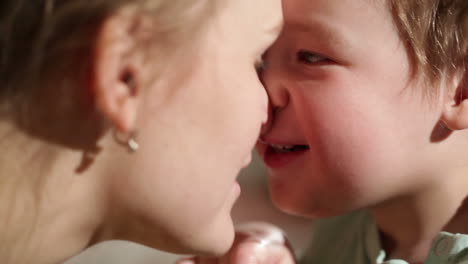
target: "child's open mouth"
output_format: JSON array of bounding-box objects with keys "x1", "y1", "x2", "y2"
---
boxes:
[
  {"x1": 259, "y1": 140, "x2": 310, "y2": 169},
  {"x1": 268, "y1": 144, "x2": 310, "y2": 154}
]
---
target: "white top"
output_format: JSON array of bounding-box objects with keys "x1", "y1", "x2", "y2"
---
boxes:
[{"x1": 301, "y1": 210, "x2": 468, "y2": 264}]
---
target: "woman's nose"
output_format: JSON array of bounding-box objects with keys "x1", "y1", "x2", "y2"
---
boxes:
[{"x1": 260, "y1": 101, "x2": 273, "y2": 135}]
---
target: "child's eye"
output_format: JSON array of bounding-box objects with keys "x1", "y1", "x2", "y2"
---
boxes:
[{"x1": 297, "y1": 50, "x2": 329, "y2": 64}]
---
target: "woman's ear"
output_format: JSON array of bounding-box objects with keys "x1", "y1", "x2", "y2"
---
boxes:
[
  {"x1": 442, "y1": 71, "x2": 468, "y2": 131},
  {"x1": 90, "y1": 8, "x2": 144, "y2": 133}
]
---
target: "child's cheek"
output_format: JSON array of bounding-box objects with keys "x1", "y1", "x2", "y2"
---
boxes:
[{"x1": 295, "y1": 81, "x2": 405, "y2": 187}]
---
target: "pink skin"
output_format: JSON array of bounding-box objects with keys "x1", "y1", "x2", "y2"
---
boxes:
[
  {"x1": 103, "y1": 0, "x2": 283, "y2": 256},
  {"x1": 257, "y1": 1, "x2": 468, "y2": 261},
  {"x1": 0, "y1": 2, "x2": 283, "y2": 263},
  {"x1": 257, "y1": 0, "x2": 442, "y2": 218},
  {"x1": 176, "y1": 0, "x2": 468, "y2": 261}
]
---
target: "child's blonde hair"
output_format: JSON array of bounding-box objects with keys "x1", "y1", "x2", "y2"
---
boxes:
[
  {"x1": 0, "y1": 0, "x2": 213, "y2": 111},
  {"x1": 390, "y1": 0, "x2": 468, "y2": 90}
]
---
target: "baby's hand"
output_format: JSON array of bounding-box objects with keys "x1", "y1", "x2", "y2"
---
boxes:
[{"x1": 176, "y1": 222, "x2": 296, "y2": 264}]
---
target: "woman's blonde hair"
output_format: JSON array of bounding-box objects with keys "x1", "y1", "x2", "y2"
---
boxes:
[
  {"x1": 0, "y1": 0, "x2": 213, "y2": 111},
  {"x1": 0, "y1": 1, "x2": 215, "y2": 259},
  {"x1": 389, "y1": 0, "x2": 468, "y2": 91}
]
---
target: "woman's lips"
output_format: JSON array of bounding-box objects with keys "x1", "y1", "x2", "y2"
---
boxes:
[
  {"x1": 242, "y1": 152, "x2": 252, "y2": 168},
  {"x1": 231, "y1": 180, "x2": 241, "y2": 199}
]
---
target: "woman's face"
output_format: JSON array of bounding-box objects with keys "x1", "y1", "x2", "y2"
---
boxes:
[{"x1": 106, "y1": 0, "x2": 282, "y2": 255}]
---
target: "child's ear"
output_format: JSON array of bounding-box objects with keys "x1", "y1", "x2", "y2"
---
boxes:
[
  {"x1": 442, "y1": 71, "x2": 468, "y2": 130},
  {"x1": 90, "y1": 8, "x2": 144, "y2": 133}
]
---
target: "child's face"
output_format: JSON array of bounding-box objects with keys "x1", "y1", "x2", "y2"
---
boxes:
[{"x1": 259, "y1": 0, "x2": 445, "y2": 217}]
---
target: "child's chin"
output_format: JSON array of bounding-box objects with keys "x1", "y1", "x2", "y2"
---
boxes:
[
  {"x1": 277, "y1": 206, "x2": 336, "y2": 219},
  {"x1": 270, "y1": 195, "x2": 350, "y2": 219}
]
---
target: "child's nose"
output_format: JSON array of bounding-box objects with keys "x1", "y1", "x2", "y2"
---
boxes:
[
  {"x1": 260, "y1": 63, "x2": 290, "y2": 112},
  {"x1": 258, "y1": 55, "x2": 290, "y2": 135}
]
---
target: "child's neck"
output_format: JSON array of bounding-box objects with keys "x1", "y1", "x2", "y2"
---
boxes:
[
  {"x1": 444, "y1": 196, "x2": 468, "y2": 233},
  {"x1": 371, "y1": 173, "x2": 468, "y2": 263}
]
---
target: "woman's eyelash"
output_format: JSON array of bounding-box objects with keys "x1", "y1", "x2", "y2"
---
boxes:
[{"x1": 297, "y1": 50, "x2": 329, "y2": 64}]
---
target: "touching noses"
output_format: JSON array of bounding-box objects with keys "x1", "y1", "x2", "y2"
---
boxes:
[{"x1": 259, "y1": 60, "x2": 290, "y2": 135}]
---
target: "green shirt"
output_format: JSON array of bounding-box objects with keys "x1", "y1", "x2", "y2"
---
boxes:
[{"x1": 301, "y1": 210, "x2": 468, "y2": 264}]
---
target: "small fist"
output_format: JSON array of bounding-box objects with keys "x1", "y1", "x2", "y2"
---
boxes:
[{"x1": 177, "y1": 222, "x2": 296, "y2": 264}]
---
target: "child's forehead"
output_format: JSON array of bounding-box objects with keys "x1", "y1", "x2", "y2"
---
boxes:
[
  {"x1": 283, "y1": 0, "x2": 388, "y2": 24},
  {"x1": 282, "y1": 0, "x2": 392, "y2": 45}
]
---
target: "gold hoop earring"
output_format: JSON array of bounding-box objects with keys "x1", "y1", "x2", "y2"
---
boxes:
[{"x1": 113, "y1": 130, "x2": 139, "y2": 153}]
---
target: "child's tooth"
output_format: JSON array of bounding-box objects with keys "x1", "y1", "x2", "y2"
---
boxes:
[{"x1": 270, "y1": 144, "x2": 295, "y2": 151}]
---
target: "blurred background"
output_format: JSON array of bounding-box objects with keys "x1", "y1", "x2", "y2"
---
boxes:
[{"x1": 64, "y1": 153, "x2": 314, "y2": 264}]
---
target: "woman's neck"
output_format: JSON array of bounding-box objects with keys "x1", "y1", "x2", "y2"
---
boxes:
[
  {"x1": 0, "y1": 124, "x2": 108, "y2": 264},
  {"x1": 371, "y1": 171, "x2": 468, "y2": 263}
]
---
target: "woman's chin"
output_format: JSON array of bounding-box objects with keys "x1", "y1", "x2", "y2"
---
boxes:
[
  {"x1": 199, "y1": 220, "x2": 236, "y2": 256},
  {"x1": 171, "y1": 217, "x2": 235, "y2": 256}
]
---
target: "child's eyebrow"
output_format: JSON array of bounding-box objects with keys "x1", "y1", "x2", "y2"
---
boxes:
[{"x1": 285, "y1": 18, "x2": 354, "y2": 54}]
